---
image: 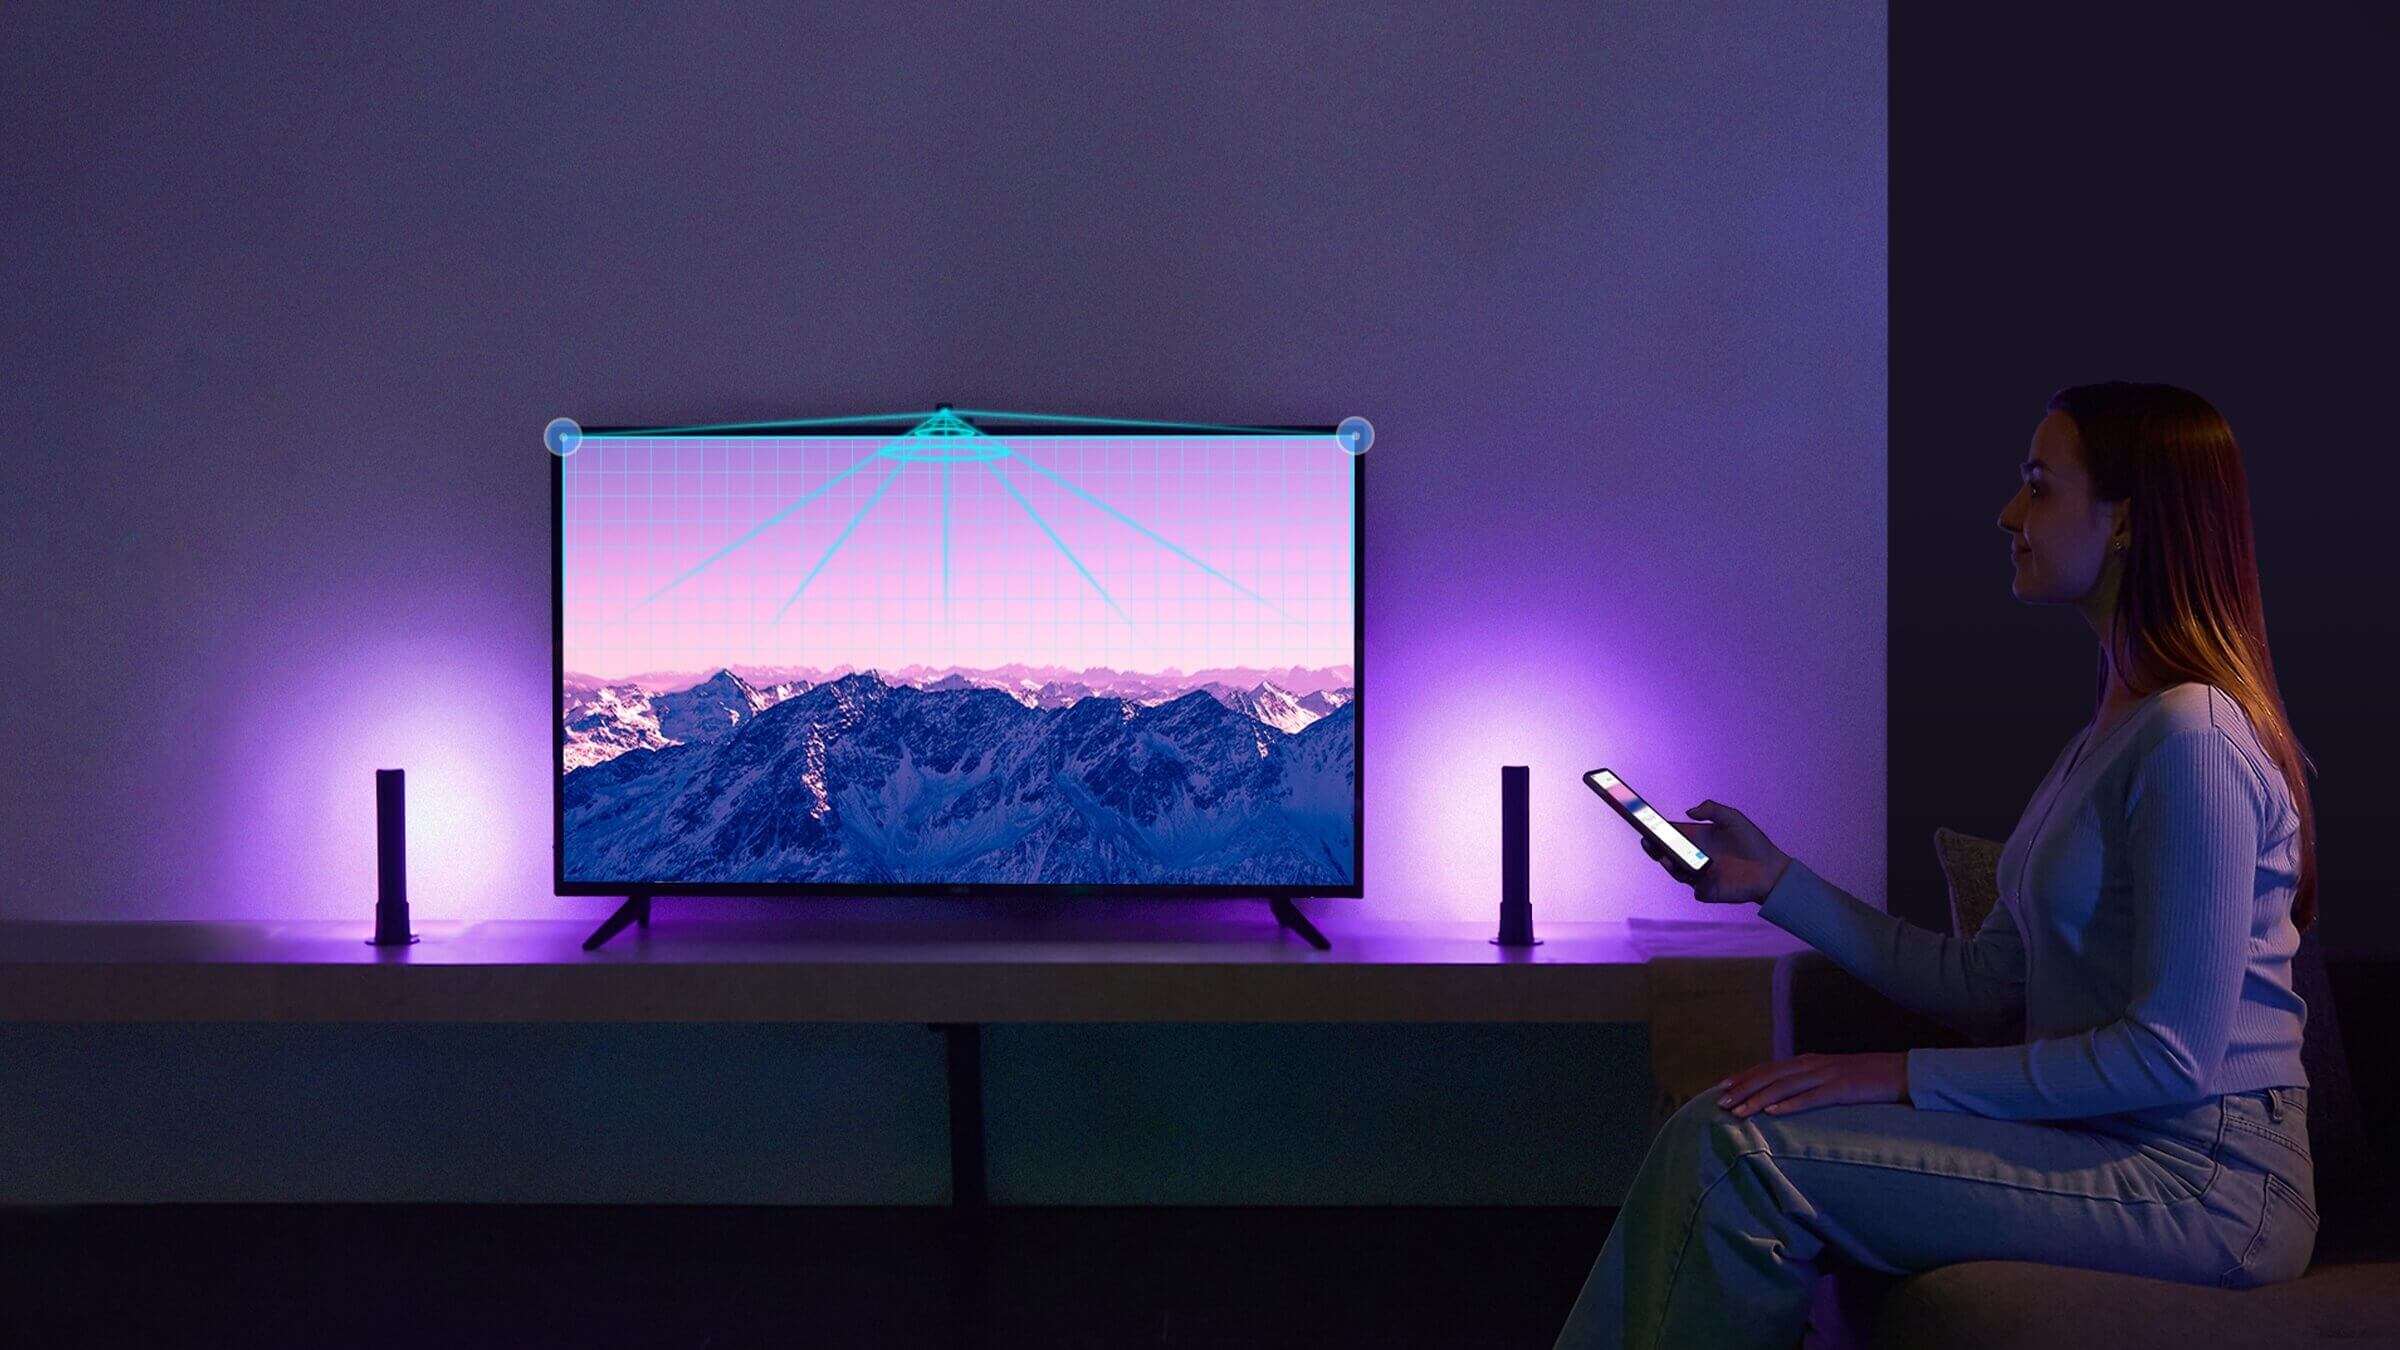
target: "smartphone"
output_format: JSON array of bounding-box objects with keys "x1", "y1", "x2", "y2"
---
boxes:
[{"x1": 1584, "y1": 769, "x2": 1711, "y2": 874}]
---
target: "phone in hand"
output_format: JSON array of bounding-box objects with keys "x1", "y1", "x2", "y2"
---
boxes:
[{"x1": 1584, "y1": 768, "x2": 1711, "y2": 874}]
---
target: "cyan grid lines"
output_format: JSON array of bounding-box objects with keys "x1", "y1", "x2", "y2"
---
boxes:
[{"x1": 560, "y1": 434, "x2": 1356, "y2": 683}]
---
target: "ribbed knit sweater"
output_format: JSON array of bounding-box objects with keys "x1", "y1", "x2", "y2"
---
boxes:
[{"x1": 1756, "y1": 682, "x2": 2308, "y2": 1120}]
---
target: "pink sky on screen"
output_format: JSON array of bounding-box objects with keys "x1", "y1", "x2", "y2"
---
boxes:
[{"x1": 562, "y1": 435, "x2": 1357, "y2": 680}]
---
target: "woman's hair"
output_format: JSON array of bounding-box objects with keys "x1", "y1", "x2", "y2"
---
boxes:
[{"x1": 2049, "y1": 381, "x2": 2319, "y2": 932}]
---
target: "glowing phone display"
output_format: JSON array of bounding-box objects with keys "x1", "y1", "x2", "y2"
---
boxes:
[{"x1": 1585, "y1": 768, "x2": 1711, "y2": 873}]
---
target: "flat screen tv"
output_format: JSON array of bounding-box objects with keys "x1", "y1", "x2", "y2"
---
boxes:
[{"x1": 553, "y1": 410, "x2": 1361, "y2": 900}]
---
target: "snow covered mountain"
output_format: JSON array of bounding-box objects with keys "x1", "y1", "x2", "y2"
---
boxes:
[
  {"x1": 562, "y1": 672, "x2": 1356, "y2": 886},
  {"x1": 563, "y1": 669, "x2": 807, "y2": 770},
  {"x1": 1214, "y1": 681, "x2": 1318, "y2": 733},
  {"x1": 561, "y1": 682, "x2": 669, "y2": 771},
  {"x1": 1298, "y1": 687, "x2": 1353, "y2": 718}
]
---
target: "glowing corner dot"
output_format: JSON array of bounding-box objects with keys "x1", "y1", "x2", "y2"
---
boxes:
[
  {"x1": 545, "y1": 417, "x2": 583, "y2": 457},
  {"x1": 1336, "y1": 416, "x2": 1373, "y2": 455}
]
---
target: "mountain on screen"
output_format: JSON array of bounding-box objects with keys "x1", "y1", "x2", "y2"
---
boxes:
[
  {"x1": 561, "y1": 669, "x2": 807, "y2": 771},
  {"x1": 560, "y1": 670, "x2": 1355, "y2": 886},
  {"x1": 563, "y1": 665, "x2": 1351, "y2": 770}
]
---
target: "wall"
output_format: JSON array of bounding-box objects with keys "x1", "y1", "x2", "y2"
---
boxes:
[
  {"x1": 1885, "y1": 4, "x2": 2398, "y2": 952},
  {"x1": 0, "y1": 1, "x2": 1882, "y2": 1204},
  {"x1": 0, "y1": 1, "x2": 1886, "y2": 929}
]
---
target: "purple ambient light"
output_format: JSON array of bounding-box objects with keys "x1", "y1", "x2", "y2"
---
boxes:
[{"x1": 210, "y1": 617, "x2": 541, "y2": 923}]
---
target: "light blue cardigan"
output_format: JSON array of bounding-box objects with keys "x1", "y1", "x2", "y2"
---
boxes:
[{"x1": 1758, "y1": 682, "x2": 2308, "y2": 1119}]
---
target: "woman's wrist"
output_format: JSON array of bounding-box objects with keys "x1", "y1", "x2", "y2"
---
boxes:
[{"x1": 1759, "y1": 851, "x2": 1795, "y2": 903}]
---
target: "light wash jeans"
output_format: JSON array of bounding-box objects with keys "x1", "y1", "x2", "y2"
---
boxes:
[{"x1": 1554, "y1": 1083, "x2": 2317, "y2": 1350}]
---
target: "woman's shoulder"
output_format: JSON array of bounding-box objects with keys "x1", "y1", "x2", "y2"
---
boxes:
[
  {"x1": 2128, "y1": 683, "x2": 2285, "y2": 815},
  {"x1": 2138, "y1": 682, "x2": 2255, "y2": 747}
]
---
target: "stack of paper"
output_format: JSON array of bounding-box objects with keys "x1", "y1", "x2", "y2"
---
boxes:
[{"x1": 1624, "y1": 915, "x2": 1812, "y2": 960}]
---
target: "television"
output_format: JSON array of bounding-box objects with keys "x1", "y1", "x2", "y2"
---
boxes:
[{"x1": 552, "y1": 410, "x2": 1361, "y2": 901}]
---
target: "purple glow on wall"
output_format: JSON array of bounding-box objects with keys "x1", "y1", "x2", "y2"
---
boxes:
[
  {"x1": 209, "y1": 612, "x2": 546, "y2": 923},
  {"x1": 1392, "y1": 647, "x2": 1596, "y2": 904},
  {"x1": 1375, "y1": 609, "x2": 1758, "y2": 925}
]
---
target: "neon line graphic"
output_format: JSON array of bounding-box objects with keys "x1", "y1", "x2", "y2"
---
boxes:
[
  {"x1": 588, "y1": 408, "x2": 1353, "y2": 682},
  {"x1": 1007, "y1": 450, "x2": 1287, "y2": 617},
  {"x1": 586, "y1": 407, "x2": 1327, "y2": 438},
  {"x1": 773, "y1": 460, "x2": 907, "y2": 622},
  {"x1": 632, "y1": 448, "x2": 883, "y2": 612},
  {"x1": 585, "y1": 411, "x2": 934, "y2": 438},
  {"x1": 610, "y1": 412, "x2": 1328, "y2": 660},
  {"x1": 951, "y1": 408, "x2": 1320, "y2": 434},
  {"x1": 985, "y1": 459, "x2": 1143, "y2": 639}
]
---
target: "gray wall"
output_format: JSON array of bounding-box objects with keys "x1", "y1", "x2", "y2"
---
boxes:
[
  {"x1": 0, "y1": 1, "x2": 1887, "y2": 929},
  {"x1": 0, "y1": 2, "x2": 1880, "y2": 1204}
]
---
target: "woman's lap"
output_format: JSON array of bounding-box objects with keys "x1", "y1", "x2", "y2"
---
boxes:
[
  {"x1": 1647, "y1": 1085, "x2": 2309, "y2": 1289},
  {"x1": 1552, "y1": 1088, "x2": 2316, "y2": 1347}
]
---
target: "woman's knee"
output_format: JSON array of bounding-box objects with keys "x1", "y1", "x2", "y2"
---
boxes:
[
  {"x1": 1664, "y1": 1087, "x2": 1734, "y2": 1130},
  {"x1": 1653, "y1": 1092, "x2": 1762, "y2": 1179}
]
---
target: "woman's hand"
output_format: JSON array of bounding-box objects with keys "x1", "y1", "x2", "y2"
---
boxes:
[
  {"x1": 1641, "y1": 799, "x2": 1795, "y2": 905},
  {"x1": 1713, "y1": 1052, "x2": 1913, "y2": 1117}
]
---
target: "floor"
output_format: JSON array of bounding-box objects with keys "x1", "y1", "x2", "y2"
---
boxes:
[{"x1": 0, "y1": 1204, "x2": 1617, "y2": 1348}]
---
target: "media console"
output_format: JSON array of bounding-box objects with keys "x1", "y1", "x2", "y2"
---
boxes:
[{"x1": 0, "y1": 915, "x2": 1796, "y2": 1205}]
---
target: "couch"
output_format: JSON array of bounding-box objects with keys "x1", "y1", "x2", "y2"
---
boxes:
[{"x1": 1779, "y1": 828, "x2": 2400, "y2": 1350}]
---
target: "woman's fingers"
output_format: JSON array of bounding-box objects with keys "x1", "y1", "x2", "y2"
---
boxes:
[
  {"x1": 1731, "y1": 1074, "x2": 1825, "y2": 1116},
  {"x1": 1759, "y1": 1088, "x2": 1834, "y2": 1114},
  {"x1": 1720, "y1": 1058, "x2": 1825, "y2": 1114},
  {"x1": 1721, "y1": 1059, "x2": 1806, "y2": 1102},
  {"x1": 1693, "y1": 800, "x2": 1749, "y2": 825},
  {"x1": 1646, "y1": 836, "x2": 1700, "y2": 883}
]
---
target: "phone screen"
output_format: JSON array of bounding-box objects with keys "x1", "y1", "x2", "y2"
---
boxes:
[{"x1": 1587, "y1": 769, "x2": 1711, "y2": 872}]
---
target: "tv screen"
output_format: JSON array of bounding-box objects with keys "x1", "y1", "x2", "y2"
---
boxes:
[{"x1": 553, "y1": 412, "x2": 1361, "y2": 897}]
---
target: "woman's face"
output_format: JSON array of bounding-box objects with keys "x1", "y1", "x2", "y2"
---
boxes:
[{"x1": 1997, "y1": 409, "x2": 2127, "y2": 606}]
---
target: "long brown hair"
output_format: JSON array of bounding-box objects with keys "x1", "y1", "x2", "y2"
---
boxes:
[{"x1": 2050, "y1": 381, "x2": 2319, "y2": 932}]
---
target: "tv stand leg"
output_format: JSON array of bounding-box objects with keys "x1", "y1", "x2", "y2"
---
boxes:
[
  {"x1": 582, "y1": 892, "x2": 651, "y2": 951},
  {"x1": 932, "y1": 1019, "x2": 991, "y2": 1337},
  {"x1": 1268, "y1": 895, "x2": 1331, "y2": 951},
  {"x1": 930, "y1": 1022, "x2": 987, "y2": 1211}
]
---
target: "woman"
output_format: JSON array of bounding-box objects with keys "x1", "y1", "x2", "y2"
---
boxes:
[{"x1": 1554, "y1": 382, "x2": 2321, "y2": 1349}]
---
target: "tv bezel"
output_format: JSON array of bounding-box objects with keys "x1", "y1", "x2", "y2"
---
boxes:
[{"x1": 552, "y1": 416, "x2": 1364, "y2": 901}]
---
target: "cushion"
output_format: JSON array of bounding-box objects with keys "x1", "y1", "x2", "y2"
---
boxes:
[
  {"x1": 1931, "y1": 826, "x2": 2004, "y2": 942},
  {"x1": 1930, "y1": 827, "x2": 2387, "y2": 1200},
  {"x1": 1868, "y1": 1259, "x2": 2400, "y2": 1350}
]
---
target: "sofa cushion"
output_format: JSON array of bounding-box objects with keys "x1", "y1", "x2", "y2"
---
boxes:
[
  {"x1": 1867, "y1": 1258, "x2": 2400, "y2": 1350},
  {"x1": 1932, "y1": 826, "x2": 2005, "y2": 942}
]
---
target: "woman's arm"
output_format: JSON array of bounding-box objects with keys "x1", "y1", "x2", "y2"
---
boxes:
[
  {"x1": 1757, "y1": 855, "x2": 2028, "y2": 1042},
  {"x1": 1903, "y1": 726, "x2": 2266, "y2": 1119}
]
